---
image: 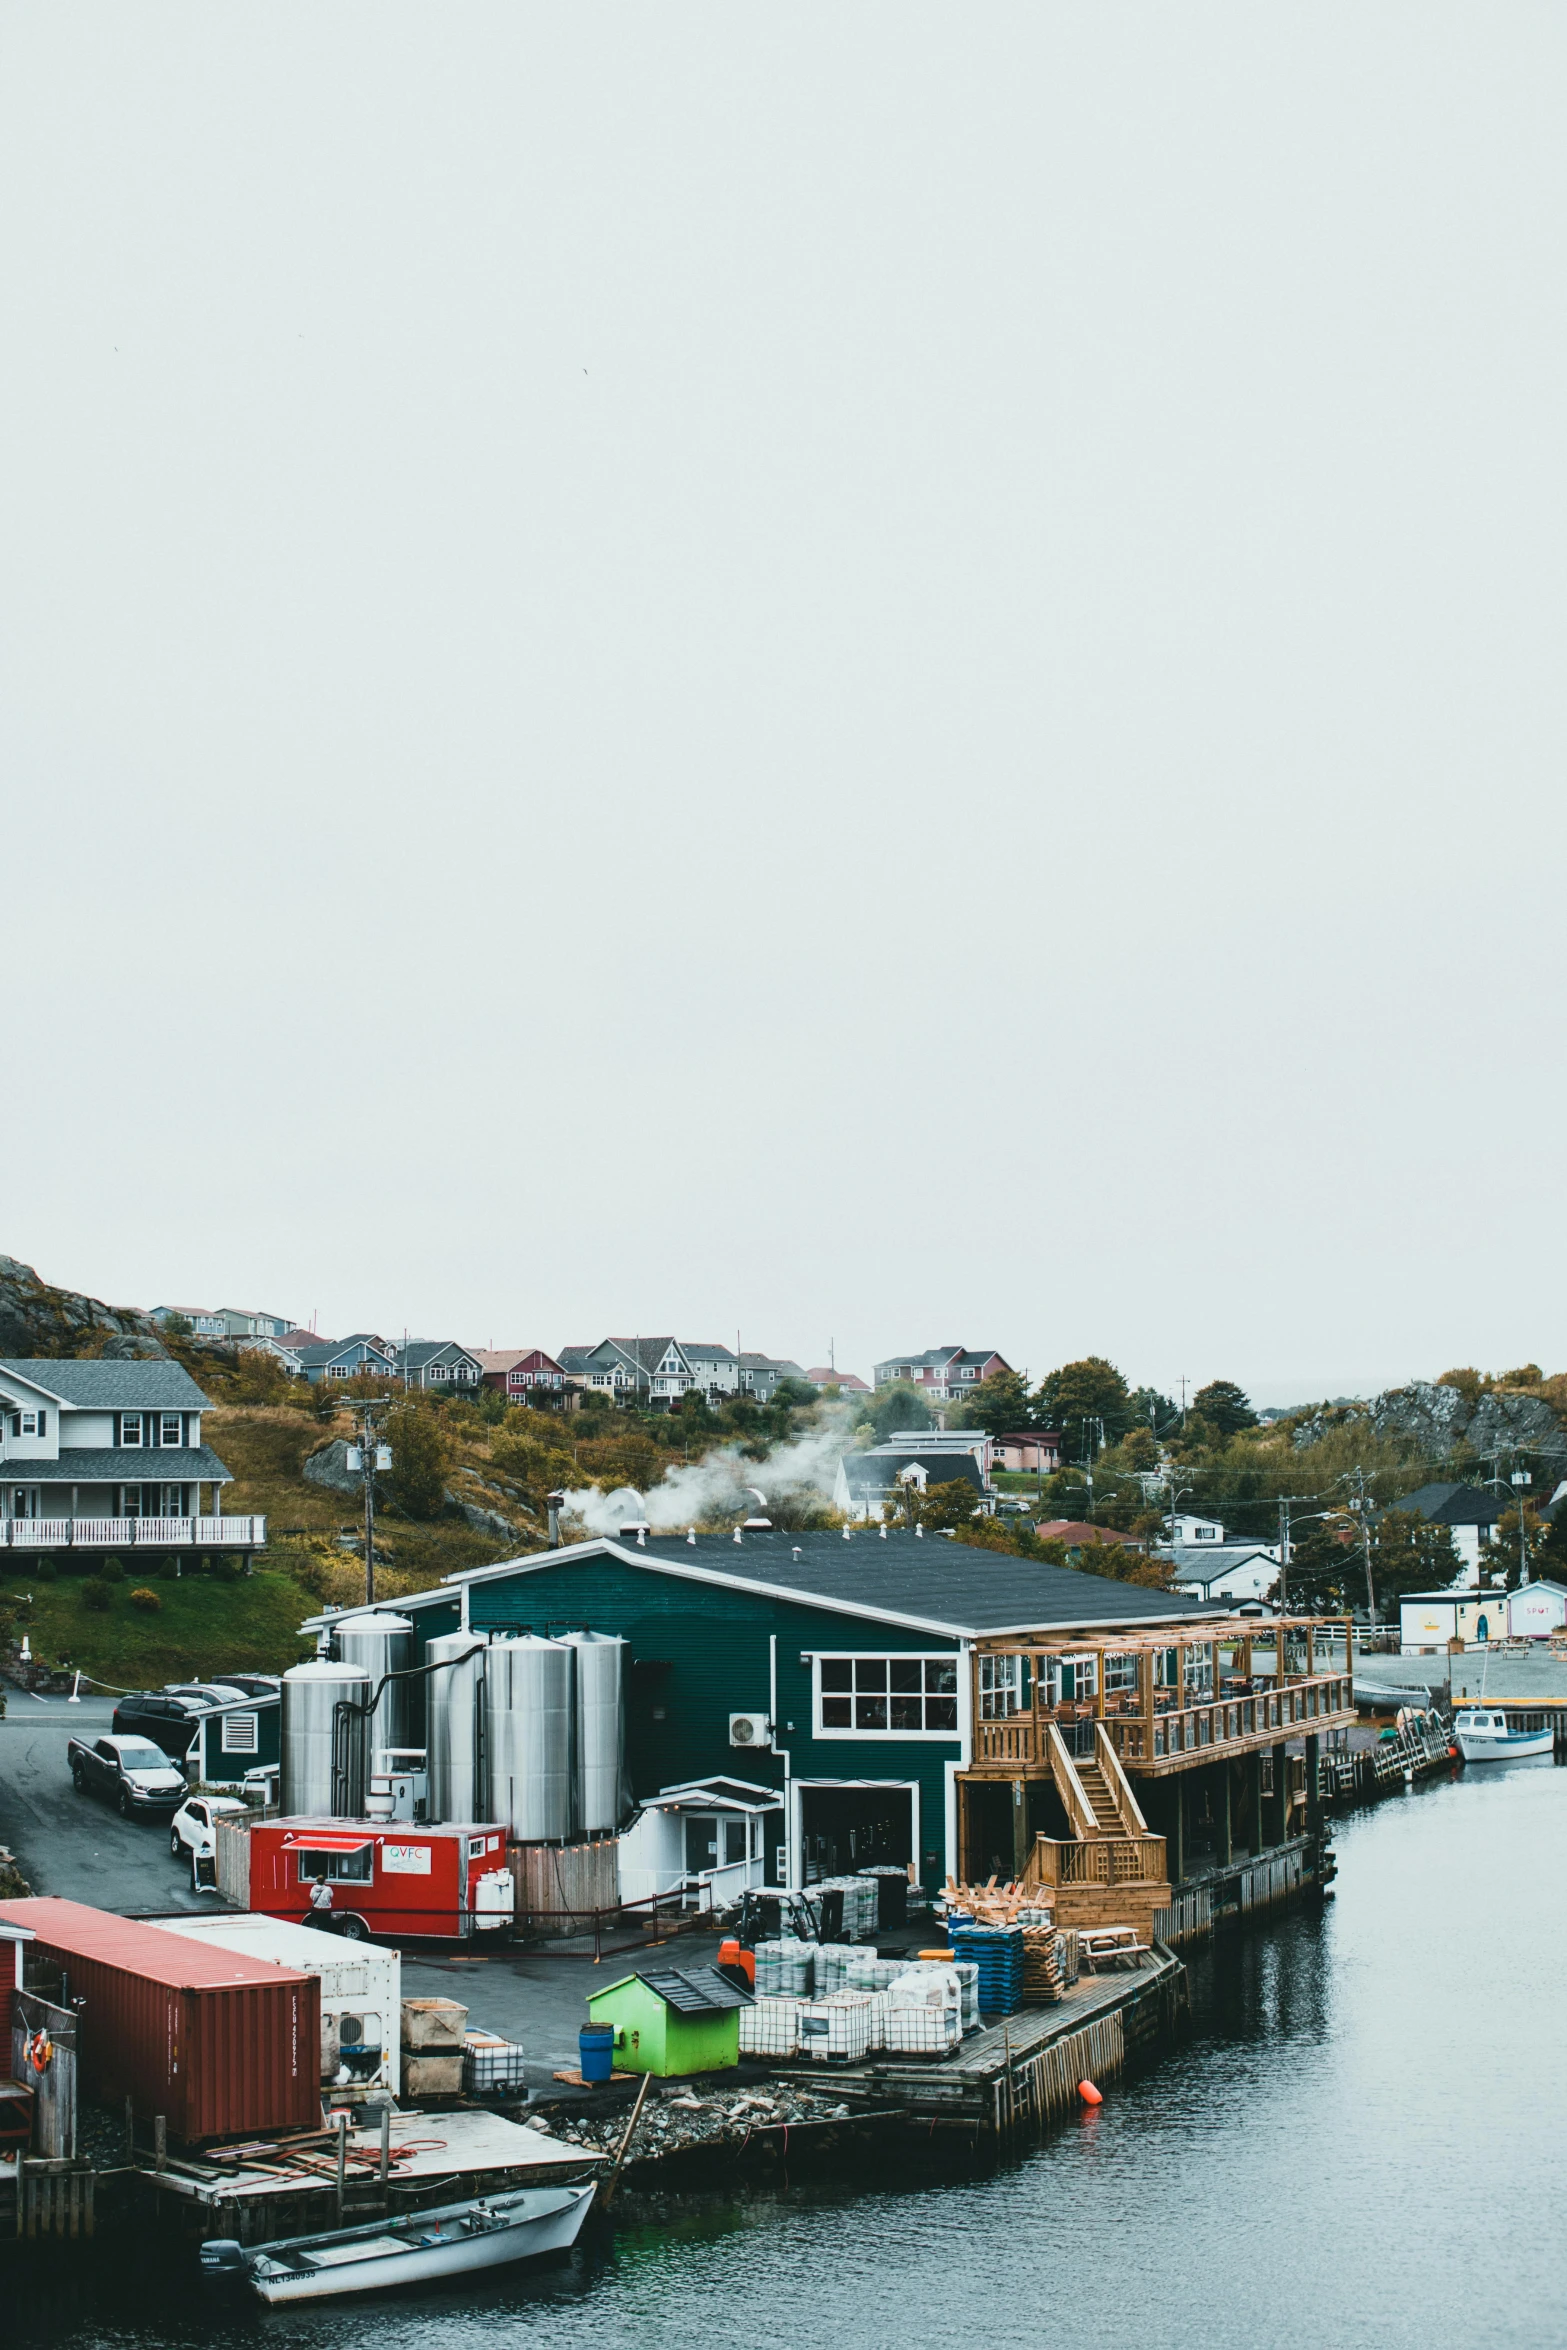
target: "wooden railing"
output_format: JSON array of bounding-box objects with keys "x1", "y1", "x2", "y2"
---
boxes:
[
  {"x1": 974, "y1": 1717, "x2": 1038, "y2": 1767},
  {"x1": 0, "y1": 1515, "x2": 267, "y2": 1549},
  {"x1": 1095, "y1": 1722, "x2": 1149, "y2": 1834},
  {"x1": 1107, "y1": 1674, "x2": 1353, "y2": 1763},
  {"x1": 1046, "y1": 1722, "x2": 1100, "y2": 1840},
  {"x1": 1029, "y1": 1833, "x2": 1168, "y2": 1888}
]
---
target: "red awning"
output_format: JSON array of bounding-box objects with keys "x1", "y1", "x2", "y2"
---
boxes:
[{"x1": 282, "y1": 1833, "x2": 374, "y2": 1853}]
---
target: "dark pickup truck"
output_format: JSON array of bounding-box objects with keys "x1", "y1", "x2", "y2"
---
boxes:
[{"x1": 69, "y1": 1733, "x2": 188, "y2": 1817}]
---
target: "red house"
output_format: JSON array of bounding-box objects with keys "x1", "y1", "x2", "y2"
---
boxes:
[{"x1": 473, "y1": 1348, "x2": 570, "y2": 1403}]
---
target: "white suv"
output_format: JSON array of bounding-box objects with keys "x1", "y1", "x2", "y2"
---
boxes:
[{"x1": 170, "y1": 1795, "x2": 249, "y2": 1861}]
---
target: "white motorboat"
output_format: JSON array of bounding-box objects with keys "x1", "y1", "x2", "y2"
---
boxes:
[
  {"x1": 200, "y1": 2182, "x2": 596, "y2": 2304},
  {"x1": 1453, "y1": 1708, "x2": 1554, "y2": 1763}
]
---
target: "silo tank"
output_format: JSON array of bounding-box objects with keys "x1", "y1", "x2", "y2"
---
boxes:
[
  {"x1": 426, "y1": 1631, "x2": 488, "y2": 1823},
  {"x1": 485, "y1": 1635, "x2": 575, "y2": 1842},
  {"x1": 560, "y1": 1632, "x2": 628, "y2": 1835},
  {"x1": 281, "y1": 1661, "x2": 373, "y2": 1817},
  {"x1": 334, "y1": 1612, "x2": 415, "y2": 1767}
]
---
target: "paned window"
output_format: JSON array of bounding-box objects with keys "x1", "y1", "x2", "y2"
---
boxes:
[
  {"x1": 978, "y1": 1655, "x2": 1022, "y2": 1719},
  {"x1": 1104, "y1": 1652, "x2": 1138, "y2": 1693},
  {"x1": 818, "y1": 1655, "x2": 958, "y2": 1735},
  {"x1": 122, "y1": 1414, "x2": 143, "y2": 1446},
  {"x1": 1184, "y1": 1643, "x2": 1215, "y2": 1697},
  {"x1": 160, "y1": 1414, "x2": 182, "y2": 1447}
]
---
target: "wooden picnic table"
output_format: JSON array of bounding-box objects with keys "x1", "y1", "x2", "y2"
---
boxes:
[{"x1": 1076, "y1": 1927, "x2": 1146, "y2": 1973}]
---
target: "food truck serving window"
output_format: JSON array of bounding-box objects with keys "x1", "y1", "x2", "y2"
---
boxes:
[{"x1": 295, "y1": 1843, "x2": 374, "y2": 1884}]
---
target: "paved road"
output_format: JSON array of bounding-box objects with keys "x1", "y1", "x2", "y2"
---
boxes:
[{"x1": 0, "y1": 1691, "x2": 211, "y2": 1914}]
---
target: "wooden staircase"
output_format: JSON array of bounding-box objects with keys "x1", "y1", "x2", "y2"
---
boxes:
[
  {"x1": 1073, "y1": 1753, "x2": 1121, "y2": 1835},
  {"x1": 1035, "y1": 1722, "x2": 1170, "y2": 1940}
]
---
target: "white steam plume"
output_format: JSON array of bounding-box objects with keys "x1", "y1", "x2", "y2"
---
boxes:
[{"x1": 561, "y1": 1405, "x2": 854, "y2": 1536}]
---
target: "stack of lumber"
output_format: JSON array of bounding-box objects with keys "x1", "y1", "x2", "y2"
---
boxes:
[
  {"x1": 943, "y1": 1879, "x2": 1051, "y2": 1927},
  {"x1": 1020, "y1": 1926, "x2": 1080, "y2": 2006}
]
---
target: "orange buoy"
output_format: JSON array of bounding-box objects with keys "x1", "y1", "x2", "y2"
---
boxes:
[{"x1": 1077, "y1": 2079, "x2": 1102, "y2": 2107}]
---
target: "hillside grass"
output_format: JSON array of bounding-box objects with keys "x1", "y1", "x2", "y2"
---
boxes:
[{"x1": 4, "y1": 1568, "x2": 319, "y2": 1688}]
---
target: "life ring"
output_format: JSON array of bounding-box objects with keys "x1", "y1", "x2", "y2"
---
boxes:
[{"x1": 27, "y1": 2029, "x2": 52, "y2": 2074}]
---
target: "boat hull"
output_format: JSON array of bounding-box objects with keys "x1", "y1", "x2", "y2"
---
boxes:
[
  {"x1": 247, "y1": 2185, "x2": 596, "y2": 2304},
  {"x1": 1456, "y1": 1727, "x2": 1554, "y2": 1762}
]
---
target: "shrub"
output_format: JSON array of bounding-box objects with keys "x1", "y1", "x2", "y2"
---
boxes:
[
  {"x1": 32, "y1": 1557, "x2": 57, "y2": 1582},
  {"x1": 98, "y1": 1558, "x2": 124, "y2": 1584},
  {"x1": 128, "y1": 1587, "x2": 162, "y2": 1613},
  {"x1": 81, "y1": 1580, "x2": 113, "y2": 1612}
]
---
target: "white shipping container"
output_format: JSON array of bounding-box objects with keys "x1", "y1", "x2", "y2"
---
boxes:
[{"x1": 160, "y1": 1912, "x2": 402, "y2": 2095}]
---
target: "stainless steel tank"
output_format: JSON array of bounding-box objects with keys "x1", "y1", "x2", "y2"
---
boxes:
[
  {"x1": 485, "y1": 1635, "x2": 575, "y2": 1842},
  {"x1": 334, "y1": 1612, "x2": 415, "y2": 1769},
  {"x1": 560, "y1": 1632, "x2": 628, "y2": 1835},
  {"x1": 425, "y1": 1630, "x2": 488, "y2": 1823},
  {"x1": 281, "y1": 1661, "x2": 373, "y2": 1817}
]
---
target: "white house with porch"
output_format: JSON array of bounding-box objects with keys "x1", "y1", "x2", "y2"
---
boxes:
[{"x1": 0, "y1": 1359, "x2": 263, "y2": 1553}]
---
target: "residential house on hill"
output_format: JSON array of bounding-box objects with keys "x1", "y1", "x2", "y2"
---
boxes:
[
  {"x1": 0, "y1": 1358, "x2": 263, "y2": 1554},
  {"x1": 836, "y1": 1447, "x2": 987, "y2": 1520},
  {"x1": 294, "y1": 1334, "x2": 398, "y2": 1385},
  {"x1": 1154, "y1": 1514, "x2": 1281, "y2": 1603},
  {"x1": 1386, "y1": 1483, "x2": 1507, "y2": 1576},
  {"x1": 396, "y1": 1342, "x2": 483, "y2": 1391},
  {"x1": 994, "y1": 1430, "x2": 1063, "y2": 1474},
  {"x1": 561, "y1": 1340, "x2": 694, "y2": 1409},
  {"x1": 150, "y1": 1306, "x2": 291, "y2": 1340},
  {"x1": 474, "y1": 1348, "x2": 569, "y2": 1403},
  {"x1": 738, "y1": 1354, "x2": 809, "y2": 1403},
  {"x1": 805, "y1": 1366, "x2": 871, "y2": 1394},
  {"x1": 680, "y1": 1342, "x2": 740, "y2": 1397},
  {"x1": 874, "y1": 1346, "x2": 1014, "y2": 1402}
]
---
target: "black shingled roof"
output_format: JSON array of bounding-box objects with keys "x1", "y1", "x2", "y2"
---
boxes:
[
  {"x1": 638, "y1": 1966, "x2": 750, "y2": 2014},
  {"x1": 443, "y1": 1529, "x2": 1221, "y2": 1637}
]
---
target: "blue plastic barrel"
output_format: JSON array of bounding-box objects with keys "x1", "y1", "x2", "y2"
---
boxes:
[{"x1": 579, "y1": 2025, "x2": 615, "y2": 2084}]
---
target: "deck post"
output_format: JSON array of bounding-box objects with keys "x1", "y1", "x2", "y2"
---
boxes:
[
  {"x1": 1304, "y1": 1733, "x2": 1322, "y2": 1835},
  {"x1": 1248, "y1": 1750, "x2": 1264, "y2": 1859},
  {"x1": 1011, "y1": 1778, "x2": 1029, "y2": 1876},
  {"x1": 1218, "y1": 1761, "x2": 1232, "y2": 1867}
]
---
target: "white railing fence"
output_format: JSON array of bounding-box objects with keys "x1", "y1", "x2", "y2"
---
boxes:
[{"x1": 0, "y1": 1515, "x2": 266, "y2": 1548}]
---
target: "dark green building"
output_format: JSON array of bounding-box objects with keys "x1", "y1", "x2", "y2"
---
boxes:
[{"x1": 317, "y1": 1527, "x2": 1213, "y2": 1895}]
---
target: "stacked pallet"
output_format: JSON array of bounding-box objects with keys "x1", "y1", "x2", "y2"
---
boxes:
[
  {"x1": 943, "y1": 1880, "x2": 1052, "y2": 1929},
  {"x1": 1021, "y1": 1925, "x2": 1068, "y2": 2006}
]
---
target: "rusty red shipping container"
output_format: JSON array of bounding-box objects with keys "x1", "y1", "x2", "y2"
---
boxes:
[{"x1": 0, "y1": 1895, "x2": 320, "y2": 2143}]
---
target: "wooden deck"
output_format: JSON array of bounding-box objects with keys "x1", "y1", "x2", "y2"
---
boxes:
[{"x1": 771, "y1": 1947, "x2": 1187, "y2": 2133}]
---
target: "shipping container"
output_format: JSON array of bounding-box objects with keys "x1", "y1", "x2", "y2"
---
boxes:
[
  {"x1": 160, "y1": 1912, "x2": 401, "y2": 2098},
  {"x1": 246, "y1": 1817, "x2": 515, "y2": 1940},
  {"x1": 0, "y1": 1895, "x2": 320, "y2": 2143}
]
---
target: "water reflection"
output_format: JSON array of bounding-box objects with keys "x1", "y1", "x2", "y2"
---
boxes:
[{"x1": 12, "y1": 1760, "x2": 1566, "y2": 2350}]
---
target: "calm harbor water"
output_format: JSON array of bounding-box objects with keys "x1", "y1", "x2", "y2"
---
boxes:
[{"x1": 14, "y1": 1755, "x2": 1566, "y2": 2350}]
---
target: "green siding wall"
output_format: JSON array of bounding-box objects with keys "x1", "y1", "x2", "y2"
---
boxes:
[{"x1": 460, "y1": 1552, "x2": 961, "y2": 1887}]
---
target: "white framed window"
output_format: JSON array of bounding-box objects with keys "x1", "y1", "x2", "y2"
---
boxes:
[
  {"x1": 431, "y1": 1363, "x2": 447, "y2": 1379},
  {"x1": 1195, "y1": 1525, "x2": 1215, "y2": 1541},
  {"x1": 160, "y1": 1484, "x2": 186, "y2": 1516},
  {"x1": 815, "y1": 1654, "x2": 959, "y2": 1737},
  {"x1": 221, "y1": 1712, "x2": 259, "y2": 1754},
  {"x1": 978, "y1": 1655, "x2": 1022, "y2": 1719},
  {"x1": 1184, "y1": 1642, "x2": 1215, "y2": 1697},
  {"x1": 121, "y1": 1414, "x2": 143, "y2": 1446},
  {"x1": 1104, "y1": 1652, "x2": 1138, "y2": 1694},
  {"x1": 160, "y1": 1413, "x2": 182, "y2": 1447}
]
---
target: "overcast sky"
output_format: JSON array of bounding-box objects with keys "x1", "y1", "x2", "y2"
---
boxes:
[{"x1": 4, "y1": 8, "x2": 1563, "y2": 1405}]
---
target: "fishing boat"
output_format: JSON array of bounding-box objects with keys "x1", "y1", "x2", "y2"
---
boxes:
[
  {"x1": 1453, "y1": 1708, "x2": 1554, "y2": 1763},
  {"x1": 200, "y1": 2181, "x2": 596, "y2": 2303}
]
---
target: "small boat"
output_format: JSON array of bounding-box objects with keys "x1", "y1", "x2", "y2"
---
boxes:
[
  {"x1": 200, "y1": 2182, "x2": 596, "y2": 2303},
  {"x1": 1453, "y1": 1708, "x2": 1554, "y2": 1763}
]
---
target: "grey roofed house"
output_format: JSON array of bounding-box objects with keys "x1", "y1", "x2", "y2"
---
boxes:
[
  {"x1": 0, "y1": 1358, "x2": 212, "y2": 1409},
  {"x1": 835, "y1": 1448, "x2": 985, "y2": 1520},
  {"x1": 1392, "y1": 1483, "x2": 1506, "y2": 1530},
  {"x1": 0, "y1": 1356, "x2": 242, "y2": 1538},
  {"x1": 561, "y1": 1339, "x2": 694, "y2": 1407},
  {"x1": 395, "y1": 1340, "x2": 483, "y2": 1389},
  {"x1": 681, "y1": 1341, "x2": 739, "y2": 1393},
  {"x1": 737, "y1": 1353, "x2": 808, "y2": 1402},
  {"x1": 292, "y1": 1335, "x2": 398, "y2": 1385}
]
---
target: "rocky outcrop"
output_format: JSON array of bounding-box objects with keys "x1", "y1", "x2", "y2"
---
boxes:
[
  {"x1": 302, "y1": 1439, "x2": 365, "y2": 1496},
  {"x1": 1293, "y1": 1380, "x2": 1567, "y2": 1461},
  {"x1": 0, "y1": 1256, "x2": 165, "y2": 1360}
]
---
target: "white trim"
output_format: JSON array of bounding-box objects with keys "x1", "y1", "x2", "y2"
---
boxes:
[
  {"x1": 810, "y1": 1652, "x2": 961, "y2": 1741},
  {"x1": 792, "y1": 1775, "x2": 921, "y2": 1881}
]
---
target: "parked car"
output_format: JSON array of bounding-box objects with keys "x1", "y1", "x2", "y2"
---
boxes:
[
  {"x1": 69, "y1": 1734, "x2": 187, "y2": 1817},
  {"x1": 165, "y1": 1682, "x2": 247, "y2": 1707},
  {"x1": 111, "y1": 1691, "x2": 204, "y2": 1759},
  {"x1": 201, "y1": 1674, "x2": 280, "y2": 1699},
  {"x1": 170, "y1": 1793, "x2": 250, "y2": 1862}
]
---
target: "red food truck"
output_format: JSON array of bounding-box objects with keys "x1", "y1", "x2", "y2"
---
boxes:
[{"x1": 247, "y1": 1819, "x2": 516, "y2": 1941}]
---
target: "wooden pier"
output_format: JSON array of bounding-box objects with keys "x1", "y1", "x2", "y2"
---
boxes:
[{"x1": 771, "y1": 1947, "x2": 1187, "y2": 2138}]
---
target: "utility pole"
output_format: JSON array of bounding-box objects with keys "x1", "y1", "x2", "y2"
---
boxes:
[
  {"x1": 1347, "y1": 1469, "x2": 1376, "y2": 1624},
  {"x1": 343, "y1": 1398, "x2": 392, "y2": 1607}
]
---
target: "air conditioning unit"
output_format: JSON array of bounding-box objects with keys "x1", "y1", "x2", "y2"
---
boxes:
[{"x1": 729, "y1": 1712, "x2": 772, "y2": 1750}]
